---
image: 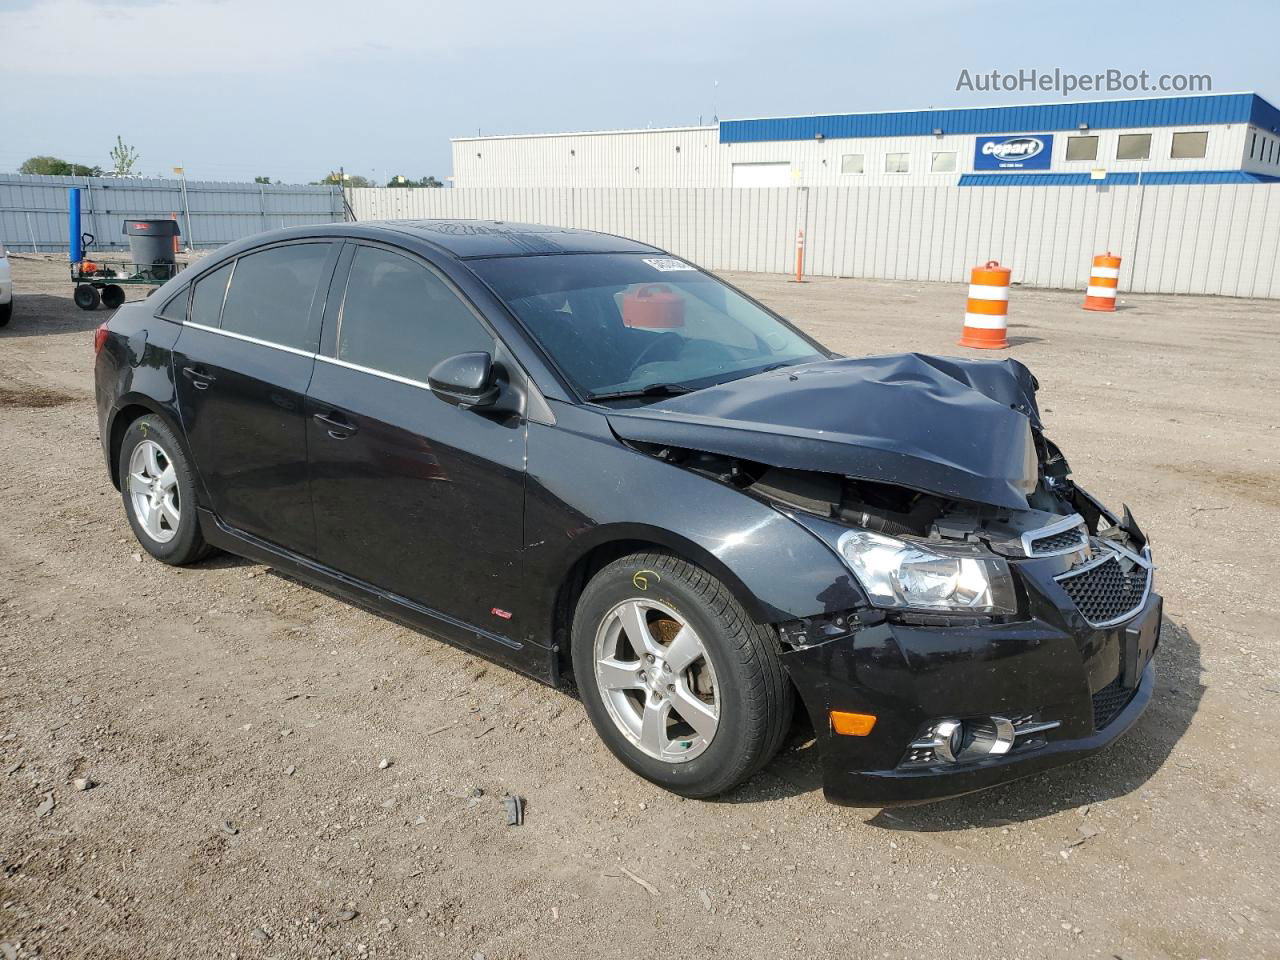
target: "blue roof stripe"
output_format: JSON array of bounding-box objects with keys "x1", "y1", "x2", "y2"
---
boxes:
[
  {"x1": 958, "y1": 171, "x2": 1280, "y2": 187},
  {"x1": 720, "y1": 94, "x2": 1272, "y2": 143}
]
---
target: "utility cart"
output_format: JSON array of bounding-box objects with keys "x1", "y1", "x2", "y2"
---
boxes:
[{"x1": 70, "y1": 217, "x2": 184, "y2": 311}]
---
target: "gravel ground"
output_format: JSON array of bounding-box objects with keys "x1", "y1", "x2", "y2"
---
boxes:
[{"x1": 1, "y1": 253, "x2": 1277, "y2": 960}]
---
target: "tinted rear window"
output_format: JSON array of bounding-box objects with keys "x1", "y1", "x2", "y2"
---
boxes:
[
  {"x1": 189, "y1": 263, "x2": 232, "y2": 327},
  {"x1": 336, "y1": 246, "x2": 493, "y2": 382},
  {"x1": 221, "y1": 243, "x2": 330, "y2": 351}
]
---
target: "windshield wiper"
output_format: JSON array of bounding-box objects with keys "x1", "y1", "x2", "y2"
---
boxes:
[{"x1": 587, "y1": 382, "x2": 696, "y2": 402}]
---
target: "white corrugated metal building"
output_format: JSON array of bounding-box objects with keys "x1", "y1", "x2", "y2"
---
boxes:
[{"x1": 450, "y1": 93, "x2": 1280, "y2": 189}]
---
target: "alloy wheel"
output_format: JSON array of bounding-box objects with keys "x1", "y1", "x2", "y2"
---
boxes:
[
  {"x1": 592, "y1": 598, "x2": 720, "y2": 762},
  {"x1": 127, "y1": 439, "x2": 181, "y2": 544}
]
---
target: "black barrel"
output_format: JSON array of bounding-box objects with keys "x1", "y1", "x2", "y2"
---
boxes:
[{"x1": 123, "y1": 219, "x2": 180, "y2": 280}]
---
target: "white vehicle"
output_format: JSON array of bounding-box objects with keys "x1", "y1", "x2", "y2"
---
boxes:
[{"x1": 0, "y1": 241, "x2": 12, "y2": 326}]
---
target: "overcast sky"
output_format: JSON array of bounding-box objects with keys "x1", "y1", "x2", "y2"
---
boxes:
[{"x1": 2, "y1": 0, "x2": 1275, "y2": 184}]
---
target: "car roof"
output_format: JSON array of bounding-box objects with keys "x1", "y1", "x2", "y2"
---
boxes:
[{"x1": 375, "y1": 220, "x2": 663, "y2": 259}]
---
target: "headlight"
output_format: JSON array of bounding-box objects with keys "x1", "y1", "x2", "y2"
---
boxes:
[{"x1": 836, "y1": 529, "x2": 1017, "y2": 615}]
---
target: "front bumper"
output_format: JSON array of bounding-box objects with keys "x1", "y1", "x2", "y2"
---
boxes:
[{"x1": 782, "y1": 581, "x2": 1161, "y2": 807}]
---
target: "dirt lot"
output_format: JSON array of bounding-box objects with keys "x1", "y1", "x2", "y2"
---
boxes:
[{"x1": 1, "y1": 253, "x2": 1278, "y2": 960}]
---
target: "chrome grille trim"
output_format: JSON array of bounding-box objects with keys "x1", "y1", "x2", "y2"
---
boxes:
[
  {"x1": 1021, "y1": 513, "x2": 1089, "y2": 557},
  {"x1": 1054, "y1": 544, "x2": 1153, "y2": 628}
]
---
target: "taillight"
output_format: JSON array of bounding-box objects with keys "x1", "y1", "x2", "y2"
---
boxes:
[{"x1": 94, "y1": 322, "x2": 109, "y2": 355}]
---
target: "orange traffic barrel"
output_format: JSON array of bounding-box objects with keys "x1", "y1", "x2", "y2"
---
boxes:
[
  {"x1": 1083, "y1": 252, "x2": 1121, "y2": 311},
  {"x1": 959, "y1": 260, "x2": 1010, "y2": 349}
]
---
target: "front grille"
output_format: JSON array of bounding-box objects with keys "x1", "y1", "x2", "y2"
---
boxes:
[
  {"x1": 1092, "y1": 677, "x2": 1136, "y2": 730},
  {"x1": 1029, "y1": 527, "x2": 1087, "y2": 554},
  {"x1": 1056, "y1": 551, "x2": 1149, "y2": 626}
]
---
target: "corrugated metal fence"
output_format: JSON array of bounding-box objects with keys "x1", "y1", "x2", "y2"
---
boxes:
[
  {"x1": 351, "y1": 183, "x2": 1280, "y2": 298},
  {"x1": 0, "y1": 174, "x2": 344, "y2": 253}
]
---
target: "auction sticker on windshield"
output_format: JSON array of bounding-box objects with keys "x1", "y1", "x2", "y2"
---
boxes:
[{"x1": 643, "y1": 258, "x2": 696, "y2": 272}]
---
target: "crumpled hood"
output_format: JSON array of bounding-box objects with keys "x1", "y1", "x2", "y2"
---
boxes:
[{"x1": 606, "y1": 353, "x2": 1043, "y2": 510}]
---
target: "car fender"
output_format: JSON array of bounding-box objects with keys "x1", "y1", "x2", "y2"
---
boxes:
[{"x1": 520, "y1": 407, "x2": 866, "y2": 646}]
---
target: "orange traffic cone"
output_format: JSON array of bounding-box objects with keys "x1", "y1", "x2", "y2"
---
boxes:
[
  {"x1": 959, "y1": 260, "x2": 1010, "y2": 349},
  {"x1": 1083, "y1": 252, "x2": 1121, "y2": 311}
]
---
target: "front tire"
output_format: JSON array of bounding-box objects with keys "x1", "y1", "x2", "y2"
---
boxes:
[
  {"x1": 572, "y1": 551, "x2": 792, "y2": 798},
  {"x1": 74, "y1": 285, "x2": 101, "y2": 311},
  {"x1": 118, "y1": 415, "x2": 211, "y2": 565}
]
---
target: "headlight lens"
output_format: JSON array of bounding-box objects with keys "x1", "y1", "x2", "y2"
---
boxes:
[{"x1": 836, "y1": 529, "x2": 1017, "y2": 615}]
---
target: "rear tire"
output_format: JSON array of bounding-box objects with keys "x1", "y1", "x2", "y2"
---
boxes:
[
  {"x1": 572, "y1": 551, "x2": 792, "y2": 798},
  {"x1": 0, "y1": 300, "x2": 11, "y2": 327},
  {"x1": 101, "y1": 284, "x2": 126, "y2": 310},
  {"x1": 118, "y1": 415, "x2": 211, "y2": 565}
]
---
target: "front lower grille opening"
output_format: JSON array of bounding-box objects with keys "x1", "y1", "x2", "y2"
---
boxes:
[
  {"x1": 1092, "y1": 677, "x2": 1136, "y2": 731},
  {"x1": 1057, "y1": 553, "x2": 1149, "y2": 626}
]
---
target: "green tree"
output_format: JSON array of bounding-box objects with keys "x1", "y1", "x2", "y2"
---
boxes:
[
  {"x1": 386, "y1": 174, "x2": 445, "y2": 188},
  {"x1": 317, "y1": 172, "x2": 371, "y2": 187},
  {"x1": 19, "y1": 155, "x2": 102, "y2": 176},
  {"x1": 254, "y1": 175, "x2": 273, "y2": 184},
  {"x1": 109, "y1": 136, "x2": 140, "y2": 176}
]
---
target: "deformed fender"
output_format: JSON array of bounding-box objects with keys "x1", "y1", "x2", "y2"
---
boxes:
[{"x1": 519, "y1": 409, "x2": 866, "y2": 648}]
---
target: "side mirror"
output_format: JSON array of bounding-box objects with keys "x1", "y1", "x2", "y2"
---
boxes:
[{"x1": 428, "y1": 352, "x2": 501, "y2": 409}]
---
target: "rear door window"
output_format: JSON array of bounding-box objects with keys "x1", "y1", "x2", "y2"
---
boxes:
[
  {"x1": 221, "y1": 243, "x2": 331, "y2": 351},
  {"x1": 335, "y1": 246, "x2": 493, "y2": 382},
  {"x1": 189, "y1": 262, "x2": 232, "y2": 327}
]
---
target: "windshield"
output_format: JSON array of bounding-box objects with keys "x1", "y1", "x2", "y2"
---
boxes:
[{"x1": 470, "y1": 253, "x2": 826, "y2": 400}]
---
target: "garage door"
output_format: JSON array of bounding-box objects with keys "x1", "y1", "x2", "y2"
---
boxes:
[{"x1": 731, "y1": 162, "x2": 792, "y2": 188}]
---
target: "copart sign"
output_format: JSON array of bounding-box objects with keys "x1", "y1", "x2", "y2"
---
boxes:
[{"x1": 974, "y1": 134, "x2": 1054, "y2": 170}]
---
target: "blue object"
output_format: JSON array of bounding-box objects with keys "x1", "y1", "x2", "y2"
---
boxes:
[
  {"x1": 958, "y1": 170, "x2": 1280, "y2": 187},
  {"x1": 720, "y1": 93, "x2": 1277, "y2": 143},
  {"x1": 974, "y1": 134, "x2": 1054, "y2": 171},
  {"x1": 69, "y1": 188, "x2": 82, "y2": 263}
]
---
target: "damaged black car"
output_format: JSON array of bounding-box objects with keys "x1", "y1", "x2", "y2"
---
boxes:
[{"x1": 94, "y1": 221, "x2": 1159, "y2": 806}]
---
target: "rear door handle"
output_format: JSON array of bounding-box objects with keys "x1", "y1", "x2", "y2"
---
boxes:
[
  {"x1": 182, "y1": 366, "x2": 215, "y2": 390},
  {"x1": 313, "y1": 411, "x2": 358, "y2": 439}
]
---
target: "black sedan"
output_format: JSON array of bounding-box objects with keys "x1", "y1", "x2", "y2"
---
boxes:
[{"x1": 93, "y1": 221, "x2": 1159, "y2": 805}]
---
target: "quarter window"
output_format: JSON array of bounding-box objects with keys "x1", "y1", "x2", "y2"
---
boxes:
[
  {"x1": 158, "y1": 286, "x2": 190, "y2": 323},
  {"x1": 1116, "y1": 134, "x2": 1152, "y2": 161},
  {"x1": 1171, "y1": 131, "x2": 1208, "y2": 159},
  {"x1": 1066, "y1": 135, "x2": 1099, "y2": 161},
  {"x1": 189, "y1": 262, "x2": 232, "y2": 327},
  {"x1": 336, "y1": 246, "x2": 493, "y2": 383},
  {"x1": 220, "y1": 243, "x2": 331, "y2": 351},
  {"x1": 840, "y1": 154, "x2": 864, "y2": 175},
  {"x1": 885, "y1": 152, "x2": 910, "y2": 174}
]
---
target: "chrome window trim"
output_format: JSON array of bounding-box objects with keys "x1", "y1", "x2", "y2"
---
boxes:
[
  {"x1": 316, "y1": 353, "x2": 432, "y2": 391},
  {"x1": 184, "y1": 320, "x2": 316, "y2": 359},
  {"x1": 1021, "y1": 512, "x2": 1088, "y2": 557}
]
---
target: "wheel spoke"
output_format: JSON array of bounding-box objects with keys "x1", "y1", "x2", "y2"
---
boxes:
[
  {"x1": 664, "y1": 625, "x2": 703, "y2": 673},
  {"x1": 618, "y1": 601, "x2": 659, "y2": 658},
  {"x1": 597, "y1": 657, "x2": 643, "y2": 691},
  {"x1": 158, "y1": 465, "x2": 177, "y2": 493},
  {"x1": 128, "y1": 472, "x2": 151, "y2": 498},
  {"x1": 144, "y1": 443, "x2": 162, "y2": 478},
  {"x1": 638, "y1": 696, "x2": 669, "y2": 756},
  {"x1": 158, "y1": 496, "x2": 180, "y2": 530},
  {"x1": 143, "y1": 501, "x2": 164, "y2": 538},
  {"x1": 668, "y1": 681, "x2": 717, "y2": 741}
]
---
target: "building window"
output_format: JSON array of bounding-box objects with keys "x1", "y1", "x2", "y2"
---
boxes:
[
  {"x1": 840, "y1": 154, "x2": 864, "y2": 175},
  {"x1": 1066, "y1": 135, "x2": 1099, "y2": 161},
  {"x1": 1116, "y1": 134, "x2": 1152, "y2": 161},
  {"x1": 1250, "y1": 132, "x2": 1258, "y2": 159},
  {"x1": 885, "y1": 153, "x2": 910, "y2": 174},
  {"x1": 1170, "y1": 131, "x2": 1208, "y2": 159},
  {"x1": 930, "y1": 151, "x2": 957, "y2": 173}
]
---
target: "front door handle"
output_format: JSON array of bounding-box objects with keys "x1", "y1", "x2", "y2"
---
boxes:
[
  {"x1": 182, "y1": 366, "x2": 216, "y2": 390},
  {"x1": 313, "y1": 411, "x2": 357, "y2": 439}
]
